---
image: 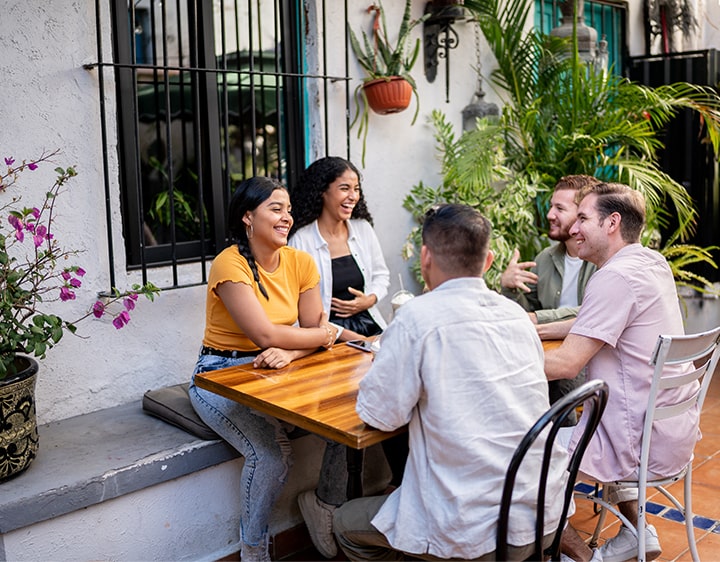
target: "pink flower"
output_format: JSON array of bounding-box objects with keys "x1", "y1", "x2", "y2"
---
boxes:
[
  {"x1": 69, "y1": 278, "x2": 82, "y2": 288},
  {"x1": 123, "y1": 297, "x2": 136, "y2": 311},
  {"x1": 92, "y1": 301, "x2": 105, "y2": 318},
  {"x1": 76, "y1": 268, "x2": 86, "y2": 277},
  {"x1": 27, "y1": 162, "x2": 38, "y2": 171},
  {"x1": 4, "y1": 157, "x2": 15, "y2": 166},
  {"x1": 112, "y1": 310, "x2": 131, "y2": 329},
  {"x1": 61, "y1": 271, "x2": 71, "y2": 280},
  {"x1": 31, "y1": 208, "x2": 40, "y2": 219},
  {"x1": 32, "y1": 225, "x2": 48, "y2": 247},
  {"x1": 8, "y1": 214, "x2": 22, "y2": 231},
  {"x1": 59, "y1": 287, "x2": 76, "y2": 301},
  {"x1": 8, "y1": 215, "x2": 25, "y2": 241}
]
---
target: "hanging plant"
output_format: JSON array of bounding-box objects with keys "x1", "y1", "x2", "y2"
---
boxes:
[{"x1": 348, "y1": 0, "x2": 430, "y2": 165}]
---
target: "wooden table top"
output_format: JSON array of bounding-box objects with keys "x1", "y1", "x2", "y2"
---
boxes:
[
  {"x1": 194, "y1": 339, "x2": 564, "y2": 449},
  {"x1": 194, "y1": 343, "x2": 405, "y2": 449},
  {"x1": 542, "y1": 338, "x2": 563, "y2": 352}
]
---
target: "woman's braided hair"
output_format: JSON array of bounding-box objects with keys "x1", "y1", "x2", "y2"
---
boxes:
[
  {"x1": 227, "y1": 176, "x2": 286, "y2": 300},
  {"x1": 290, "y1": 156, "x2": 373, "y2": 234}
]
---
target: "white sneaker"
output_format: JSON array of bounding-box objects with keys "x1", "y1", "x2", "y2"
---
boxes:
[
  {"x1": 297, "y1": 489, "x2": 337, "y2": 558},
  {"x1": 600, "y1": 524, "x2": 661, "y2": 562}
]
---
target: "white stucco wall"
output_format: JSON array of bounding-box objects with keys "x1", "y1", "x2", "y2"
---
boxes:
[
  {"x1": 2, "y1": 0, "x2": 716, "y2": 425},
  {"x1": 0, "y1": 0, "x2": 493, "y2": 424},
  {"x1": 0, "y1": 1, "x2": 209, "y2": 423}
]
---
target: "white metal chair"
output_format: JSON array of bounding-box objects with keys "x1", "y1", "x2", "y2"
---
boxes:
[{"x1": 577, "y1": 326, "x2": 720, "y2": 562}]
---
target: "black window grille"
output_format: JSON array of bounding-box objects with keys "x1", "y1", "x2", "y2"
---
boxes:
[{"x1": 89, "y1": 0, "x2": 352, "y2": 289}]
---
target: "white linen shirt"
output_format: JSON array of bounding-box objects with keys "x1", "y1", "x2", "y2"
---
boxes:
[
  {"x1": 289, "y1": 219, "x2": 389, "y2": 329},
  {"x1": 357, "y1": 277, "x2": 568, "y2": 559}
]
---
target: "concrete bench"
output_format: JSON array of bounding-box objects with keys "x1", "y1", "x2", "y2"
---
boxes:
[{"x1": 0, "y1": 397, "x2": 390, "y2": 561}]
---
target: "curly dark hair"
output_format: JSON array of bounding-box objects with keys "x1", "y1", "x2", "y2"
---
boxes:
[{"x1": 290, "y1": 156, "x2": 374, "y2": 234}]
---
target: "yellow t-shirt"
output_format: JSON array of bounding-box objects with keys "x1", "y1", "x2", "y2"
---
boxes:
[{"x1": 203, "y1": 245, "x2": 320, "y2": 351}]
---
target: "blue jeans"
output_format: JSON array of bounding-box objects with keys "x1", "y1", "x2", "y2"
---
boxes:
[{"x1": 188, "y1": 352, "x2": 348, "y2": 546}]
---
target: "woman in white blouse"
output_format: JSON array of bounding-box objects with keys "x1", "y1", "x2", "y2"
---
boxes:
[
  {"x1": 290, "y1": 157, "x2": 407, "y2": 494},
  {"x1": 289, "y1": 157, "x2": 389, "y2": 340}
]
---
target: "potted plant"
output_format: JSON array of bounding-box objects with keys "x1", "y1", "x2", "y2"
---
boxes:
[
  {"x1": 0, "y1": 151, "x2": 159, "y2": 481},
  {"x1": 348, "y1": 0, "x2": 429, "y2": 165},
  {"x1": 402, "y1": 110, "x2": 545, "y2": 291}
]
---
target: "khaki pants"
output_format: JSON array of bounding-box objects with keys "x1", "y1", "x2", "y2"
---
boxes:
[{"x1": 333, "y1": 495, "x2": 553, "y2": 561}]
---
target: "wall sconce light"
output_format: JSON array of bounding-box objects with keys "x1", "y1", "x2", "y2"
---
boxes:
[
  {"x1": 423, "y1": 1, "x2": 466, "y2": 103},
  {"x1": 550, "y1": 0, "x2": 608, "y2": 72}
]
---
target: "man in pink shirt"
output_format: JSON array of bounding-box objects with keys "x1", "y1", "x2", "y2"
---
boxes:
[{"x1": 544, "y1": 183, "x2": 699, "y2": 562}]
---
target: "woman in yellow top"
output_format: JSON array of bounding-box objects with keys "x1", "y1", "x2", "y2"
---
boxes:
[{"x1": 188, "y1": 177, "x2": 344, "y2": 562}]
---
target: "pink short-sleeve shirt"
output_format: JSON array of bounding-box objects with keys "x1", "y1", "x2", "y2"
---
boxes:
[{"x1": 568, "y1": 244, "x2": 700, "y2": 482}]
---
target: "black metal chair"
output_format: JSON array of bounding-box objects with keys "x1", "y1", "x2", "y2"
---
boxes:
[{"x1": 496, "y1": 379, "x2": 609, "y2": 561}]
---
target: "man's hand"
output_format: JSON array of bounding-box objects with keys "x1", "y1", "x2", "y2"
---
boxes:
[
  {"x1": 330, "y1": 287, "x2": 377, "y2": 318},
  {"x1": 500, "y1": 249, "x2": 538, "y2": 293}
]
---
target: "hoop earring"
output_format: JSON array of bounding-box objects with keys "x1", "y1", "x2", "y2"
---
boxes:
[{"x1": 246, "y1": 224, "x2": 254, "y2": 240}]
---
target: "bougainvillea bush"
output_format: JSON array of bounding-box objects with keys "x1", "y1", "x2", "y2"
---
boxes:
[{"x1": 0, "y1": 150, "x2": 159, "y2": 379}]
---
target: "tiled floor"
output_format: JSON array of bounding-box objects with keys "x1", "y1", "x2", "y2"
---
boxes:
[{"x1": 282, "y1": 369, "x2": 720, "y2": 561}]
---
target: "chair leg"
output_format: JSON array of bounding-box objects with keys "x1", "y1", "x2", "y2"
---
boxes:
[
  {"x1": 684, "y1": 467, "x2": 700, "y2": 562},
  {"x1": 588, "y1": 505, "x2": 606, "y2": 549},
  {"x1": 638, "y1": 485, "x2": 647, "y2": 562}
]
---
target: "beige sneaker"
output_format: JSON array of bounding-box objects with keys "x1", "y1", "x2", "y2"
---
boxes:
[
  {"x1": 240, "y1": 534, "x2": 271, "y2": 562},
  {"x1": 297, "y1": 489, "x2": 337, "y2": 558}
]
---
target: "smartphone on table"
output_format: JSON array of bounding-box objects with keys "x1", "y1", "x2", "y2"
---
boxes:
[{"x1": 346, "y1": 339, "x2": 374, "y2": 353}]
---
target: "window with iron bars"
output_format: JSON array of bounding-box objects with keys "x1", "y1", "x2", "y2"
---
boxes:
[{"x1": 91, "y1": 1, "x2": 353, "y2": 289}]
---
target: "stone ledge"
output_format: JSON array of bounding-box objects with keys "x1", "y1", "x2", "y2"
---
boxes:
[{"x1": 0, "y1": 401, "x2": 238, "y2": 534}]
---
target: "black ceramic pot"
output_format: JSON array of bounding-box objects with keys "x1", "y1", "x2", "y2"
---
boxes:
[{"x1": 0, "y1": 355, "x2": 39, "y2": 482}]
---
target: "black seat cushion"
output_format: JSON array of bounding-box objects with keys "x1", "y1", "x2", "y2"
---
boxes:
[{"x1": 142, "y1": 383, "x2": 218, "y2": 440}]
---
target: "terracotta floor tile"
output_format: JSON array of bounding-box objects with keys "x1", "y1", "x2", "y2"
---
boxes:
[
  {"x1": 660, "y1": 474, "x2": 720, "y2": 522},
  {"x1": 699, "y1": 406, "x2": 720, "y2": 436},
  {"x1": 673, "y1": 529, "x2": 720, "y2": 562},
  {"x1": 650, "y1": 515, "x2": 707, "y2": 562},
  {"x1": 693, "y1": 436, "x2": 719, "y2": 460}
]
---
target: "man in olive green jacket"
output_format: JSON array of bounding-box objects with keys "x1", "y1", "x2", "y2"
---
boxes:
[{"x1": 501, "y1": 175, "x2": 599, "y2": 414}]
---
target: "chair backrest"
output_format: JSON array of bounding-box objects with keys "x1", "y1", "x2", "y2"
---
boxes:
[
  {"x1": 638, "y1": 326, "x2": 720, "y2": 484},
  {"x1": 496, "y1": 379, "x2": 609, "y2": 561}
]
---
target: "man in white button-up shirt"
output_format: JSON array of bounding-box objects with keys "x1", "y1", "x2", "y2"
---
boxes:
[{"x1": 333, "y1": 204, "x2": 568, "y2": 560}]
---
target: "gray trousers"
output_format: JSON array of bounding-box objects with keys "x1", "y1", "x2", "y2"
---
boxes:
[{"x1": 333, "y1": 495, "x2": 552, "y2": 561}]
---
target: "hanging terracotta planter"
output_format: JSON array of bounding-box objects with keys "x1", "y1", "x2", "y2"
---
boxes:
[
  {"x1": 362, "y1": 77, "x2": 413, "y2": 115},
  {"x1": 0, "y1": 355, "x2": 39, "y2": 482}
]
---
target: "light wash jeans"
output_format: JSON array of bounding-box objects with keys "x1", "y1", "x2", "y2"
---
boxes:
[{"x1": 189, "y1": 352, "x2": 348, "y2": 547}]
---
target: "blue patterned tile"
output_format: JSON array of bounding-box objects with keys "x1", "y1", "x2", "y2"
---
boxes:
[
  {"x1": 692, "y1": 515, "x2": 716, "y2": 530},
  {"x1": 645, "y1": 502, "x2": 665, "y2": 515},
  {"x1": 663, "y1": 508, "x2": 686, "y2": 523},
  {"x1": 574, "y1": 482, "x2": 598, "y2": 495}
]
